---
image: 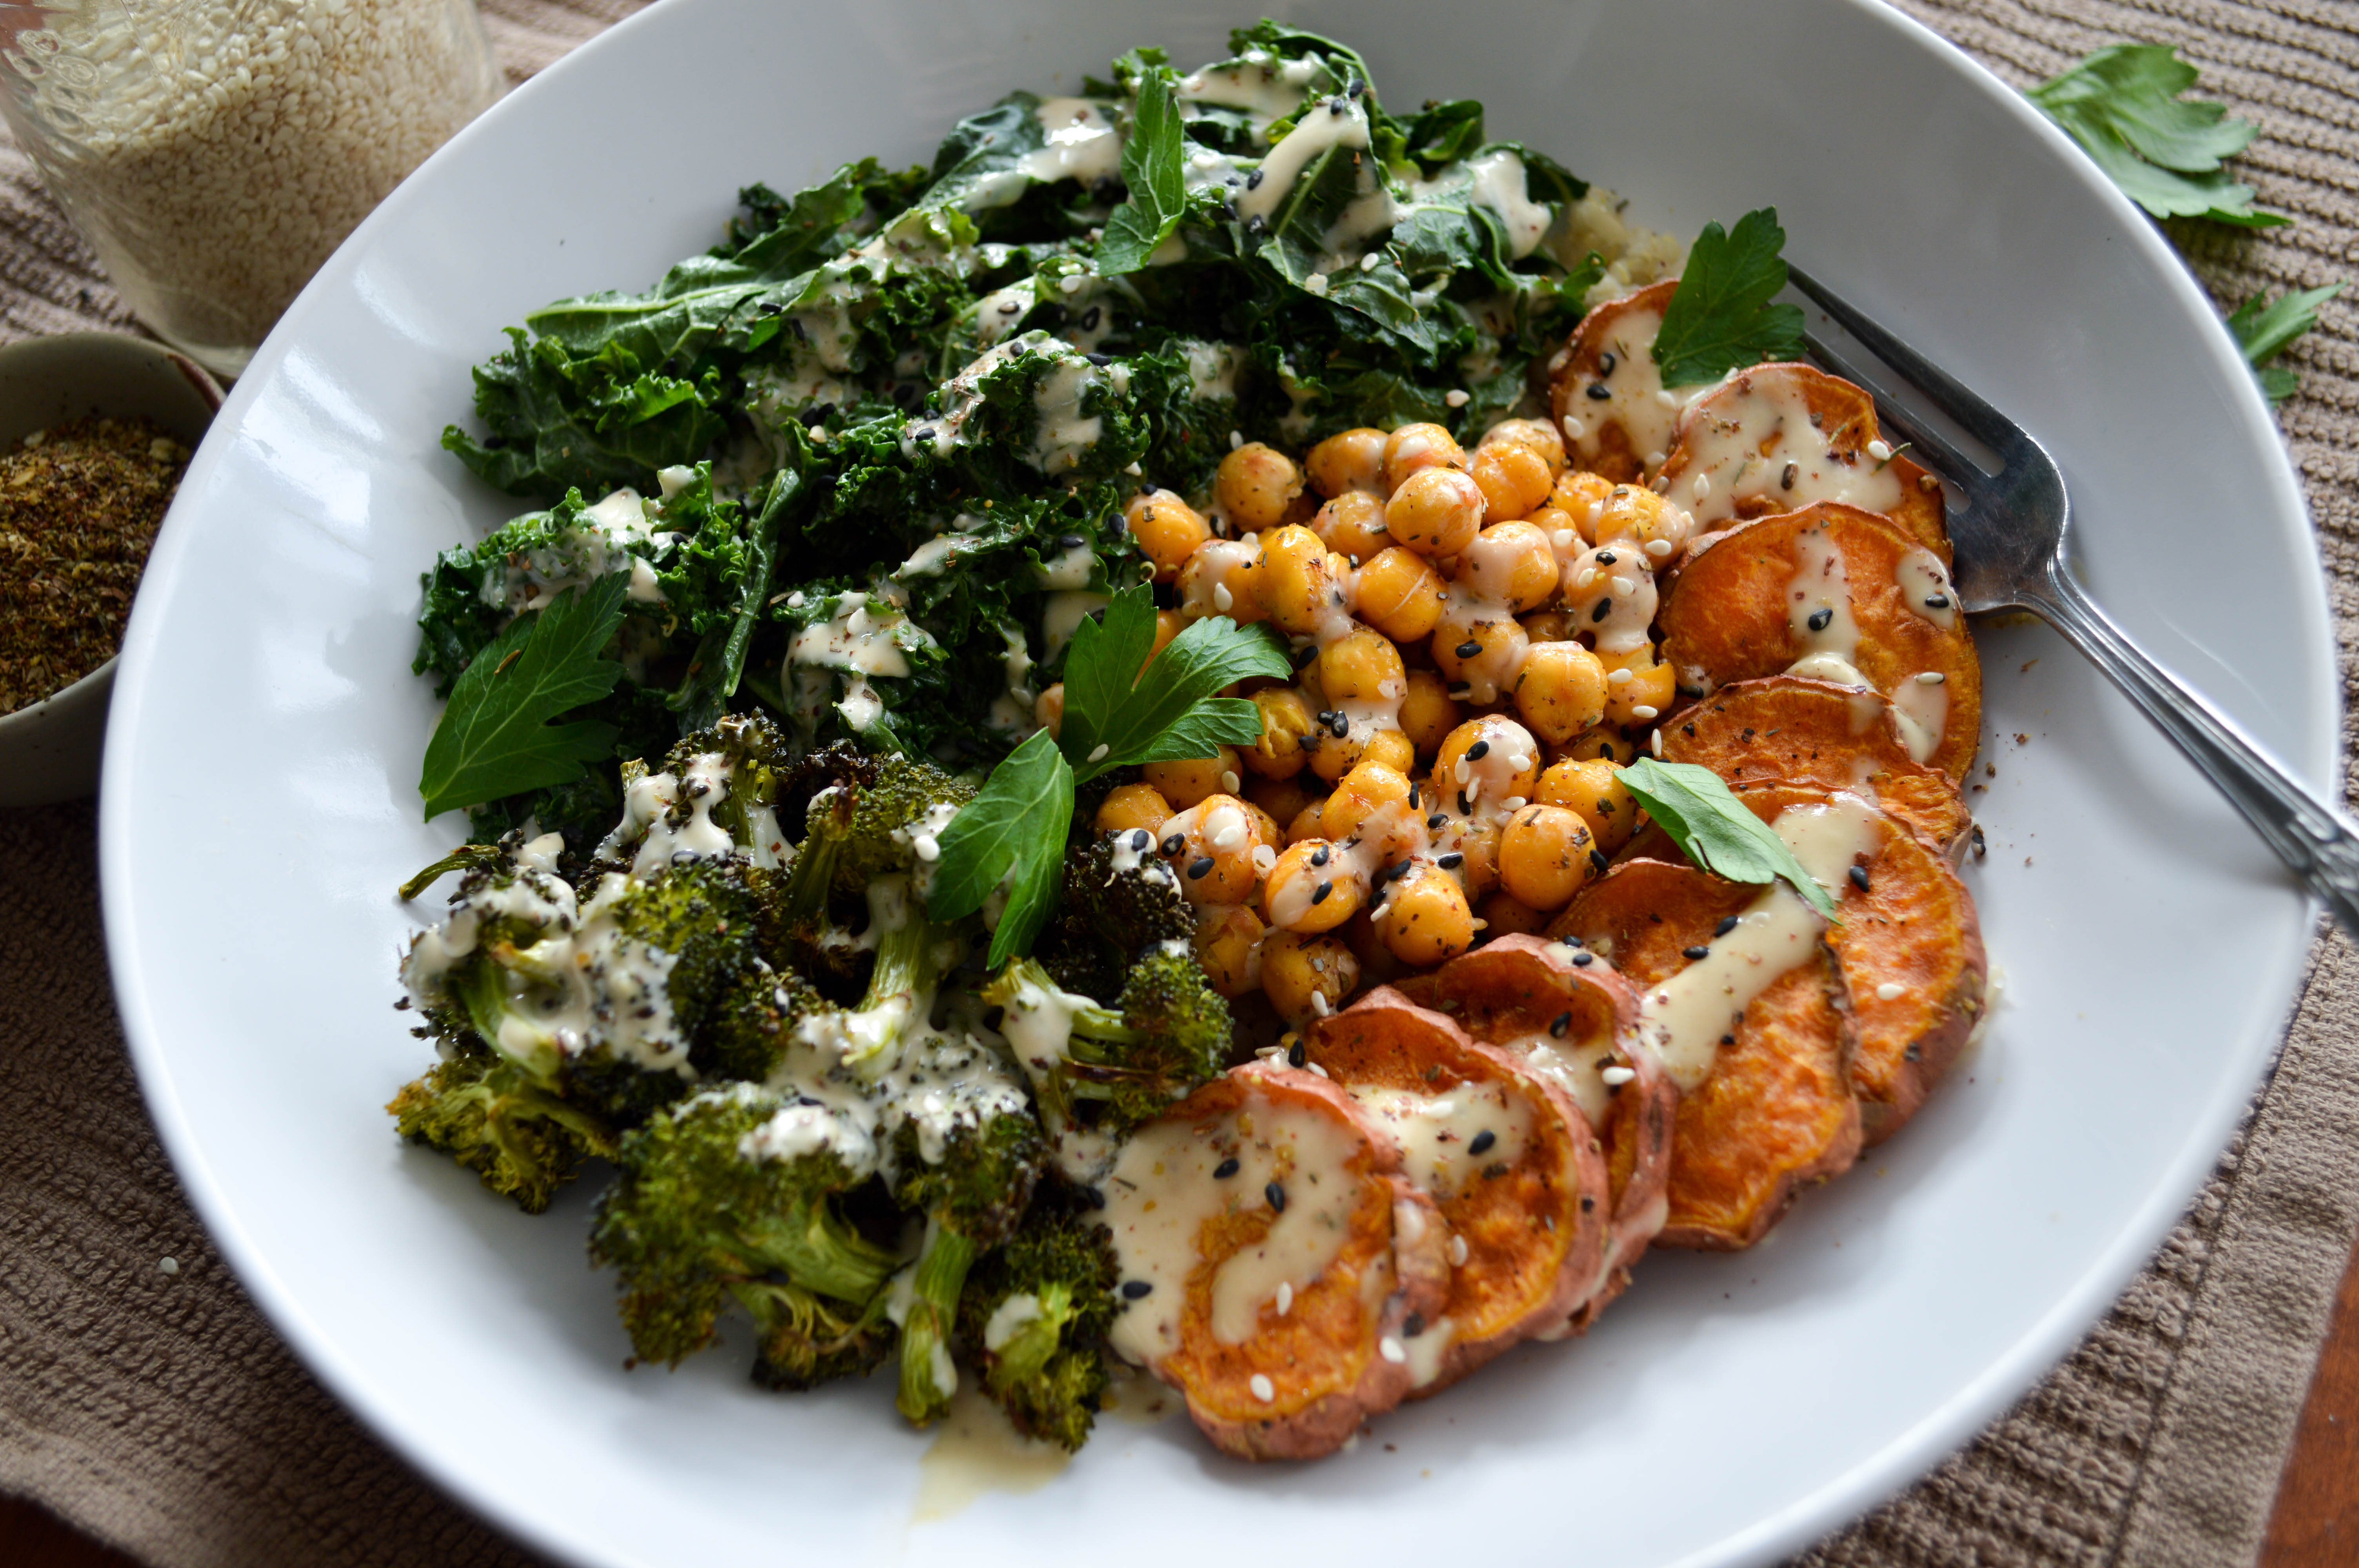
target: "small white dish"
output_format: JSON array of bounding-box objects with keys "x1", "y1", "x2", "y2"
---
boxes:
[
  {"x1": 0, "y1": 332, "x2": 219, "y2": 806},
  {"x1": 98, "y1": 2, "x2": 2331, "y2": 1566}
]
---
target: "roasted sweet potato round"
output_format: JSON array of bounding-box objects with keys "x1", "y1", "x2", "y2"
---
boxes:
[
  {"x1": 1548, "y1": 279, "x2": 1679, "y2": 482},
  {"x1": 1552, "y1": 860, "x2": 1861, "y2": 1250},
  {"x1": 1660, "y1": 503, "x2": 1981, "y2": 780},
  {"x1": 1098, "y1": 1061, "x2": 1448, "y2": 1460},
  {"x1": 1307, "y1": 987, "x2": 1610, "y2": 1392}
]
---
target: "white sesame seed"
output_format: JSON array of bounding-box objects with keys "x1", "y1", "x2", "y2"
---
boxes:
[
  {"x1": 1359, "y1": 251, "x2": 1381, "y2": 271},
  {"x1": 1644, "y1": 538, "x2": 1675, "y2": 558},
  {"x1": 1087, "y1": 743, "x2": 1110, "y2": 763},
  {"x1": 1552, "y1": 529, "x2": 1578, "y2": 551},
  {"x1": 1654, "y1": 390, "x2": 1678, "y2": 408},
  {"x1": 1449, "y1": 1234, "x2": 1469, "y2": 1266},
  {"x1": 1276, "y1": 1281, "x2": 1294, "y2": 1314},
  {"x1": 1309, "y1": 991, "x2": 1331, "y2": 1018},
  {"x1": 1379, "y1": 1336, "x2": 1408, "y2": 1364},
  {"x1": 1917, "y1": 671, "x2": 1946, "y2": 685},
  {"x1": 1444, "y1": 388, "x2": 1470, "y2": 408},
  {"x1": 1868, "y1": 439, "x2": 1893, "y2": 462},
  {"x1": 1455, "y1": 758, "x2": 1472, "y2": 783},
  {"x1": 1651, "y1": 728, "x2": 1664, "y2": 758},
  {"x1": 1252, "y1": 844, "x2": 1276, "y2": 874},
  {"x1": 1601, "y1": 1065, "x2": 1636, "y2": 1085},
  {"x1": 912, "y1": 833, "x2": 941, "y2": 863},
  {"x1": 1691, "y1": 473, "x2": 1712, "y2": 501},
  {"x1": 1303, "y1": 271, "x2": 1329, "y2": 296},
  {"x1": 1229, "y1": 430, "x2": 1245, "y2": 450},
  {"x1": 1576, "y1": 567, "x2": 1599, "y2": 590},
  {"x1": 1608, "y1": 667, "x2": 1634, "y2": 685},
  {"x1": 1645, "y1": 450, "x2": 1666, "y2": 467},
  {"x1": 1308, "y1": 1060, "x2": 1330, "y2": 1077},
  {"x1": 1876, "y1": 982, "x2": 1906, "y2": 1001},
  {"x1": 1631, "y1": 704, "x2": 1659, "y2": 721},
  {"x1": 786, "y1": 591, "x2": 805, "y2": 608},
  {"x1": 1562, "y1": 414, "x2": 1587, "y2": 441},
  {"x1": 1501, "y1": 796, "x2": 1527, "y2": 811},
  {"x1": 1507, "y1": 753, "x2": 1532, "y2": 772},
  {"x1": 1220, "y1": 769, "x2": 1241, "y2": 793},
  {"x1": 1213, "y1": 583, "x2": 1234, "y2": 613},
  {"x1": 1250, "y1": 1374, "x2": 1276, "y2": 1403},
  {"x1": 1212, "y1": 824, "x2": 1247, "y2": 851},
  {"x1": 1059, "y1": 272, "x2": 1086, "y2": 294}
]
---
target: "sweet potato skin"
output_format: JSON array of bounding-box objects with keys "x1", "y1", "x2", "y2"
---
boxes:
[
  {"x1": 1307, "y1": 987, "x2": 1610, "y2": 1392},
  {"x1": 1429, "y1": 936, "x2": 1671, "y2": 1330},
  {"x1": 1547, "y1": 280, "x2": 1678, "y2": 482},
  {"x1": 1657, "y1": 675, "x2": 1972, "y2": 859},
  {"x1": 1553, "y1": 861, "x2": 1861, "y2": 1250},
  {"x1": 1660, "y1": 503, "x2": 1982, "y2": 780},
  {"x1": 1145, "y1": 1063, "x2": 1450, "y2": 1461}
]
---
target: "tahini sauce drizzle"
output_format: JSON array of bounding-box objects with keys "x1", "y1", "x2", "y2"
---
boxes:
[{"x1": 1672, "y1": 368, "x2": 1905, "y2": 527}]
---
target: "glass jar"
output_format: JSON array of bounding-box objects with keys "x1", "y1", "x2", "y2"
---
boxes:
[{"x1": 0, "y1": 0, "x2": 503, "y2": 377}]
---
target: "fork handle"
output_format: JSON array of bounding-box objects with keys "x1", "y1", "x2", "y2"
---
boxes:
[{"x1": 2026, "y1": 563, "x2": 2359, "y2": 935}]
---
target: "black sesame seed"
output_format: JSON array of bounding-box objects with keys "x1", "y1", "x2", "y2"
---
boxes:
[
  {"x1": 1266, "y1": 1181, "x2": 1288, "y2": 1212},
  {"x1": 1592, "y1": 598, "x2": 1614, "y2": 623},
  {"x1": 1084, "y1": 352, "x2": 1112, "y2": 367},
  {"x1": 1287, "y1": 1038, "x2": 1308, "y2": 1069},
  {"x1": 1407, "y1": 784, "x2": 1420, "y2": 809},
  {"x1": 1330, "y1": 714, "x2": 1350, "y2": 739},
  {"x1": 1130, "y1": 829, "x2": 1152, "y2": 852},
  {"x1": 1437, "y1": 851, "x2": 1464, "y2": 869},
  {"x1": 1082, "y1": 1185, "x2": 1107, "y2": 1209},
  {"x1": 1081, "y1": 306, "x2": 1101, "y2": 331},
  {"x1": 1580, "y1": 1194, "x2": 1596, "y2": 1212},
  {"x1": 1597, "y1": 350, "x2": 1617, "y2": 376},
  {"x1": 1466, "y1": 739, "x2": 1490, "y2": 760},
  {"x1": 1721, "y1": 1033, "x2": 1736, "y2": 1046},
  {"x1": 1312, "y1": 881, "x2": 1333, "y2": 904},
  {"x1": 1714, "y1": 914, "x2": 1739, "y2": 937},
  {"x1": 1458, "y1": 791, "x2": 1472, "y2": 815},
  {"x1": 1683, "y1": 944, "x2": 1712, "y2": 960},
  {"x1": 1585, "y1": 381, "x2": 1612, "y2": 400},
  {"x1": 1468, "y1": 1129, "x2": 1497, "y2": 1156},
  {"x1": 1245, "y1": 168, "x2": 1265, "y2": 190},
  {"x1": 1188, "y1": 856, "x2": 1216, "y2": 880},
  {"x1": 1848, "y1": 865, "x2": 1871, "y2": 893},
  {"x1": 1572, "y1": 952, "x2": 1594, "y2": 967},
  {"x1": 1904, "y1": 1044, "x2": 1924, "y2": 1062},
  {"x1": 1404, "y1": 1312, "x2": 1427, "y2": 1338},
  {"x1": 1808, "y1": 607, "x2": 1834, "y2": 632},
  {"x1": 1310, "y1": 845, "x2": 1330, "y2": 867},
  {"x1": 1292, "y1": 643, "x2": 1320, "y2": 669},
  {"x1": 1058, "y1": 533, "x2": 1087, "y2": 550},
  {"x1": 1428, "y1": 813, "x2": 1448, "y2": 832},
  {"x1": 1549, "y1": 1011, "x2": 1572, "y2": 1038},
  {"x1": 1214, "y1": 1157, "x2": 1241, "y2": 1179},
  {"x1": 1781, "y1": 461, "x2": 1798, "y2": 490},
  {"x1": 1455, "y1": 639, "x2": 1482, "y2": 659},
  {"x1": 1925, "y1": 594, "x2": 1951, "y2": 609},
  {"x1": 1161, "y1": 834, "x2": 1186, "y2": 857},
  {"x1": 1588, "y1": 848, "x2": 1610, "y2": 876},
  {"x1": 1597, "y1": 550, "x2": 1617, "y2": 565},
  {"x1": 1122, "y1": 1279, "x2": 1153, "y2": 1299}
]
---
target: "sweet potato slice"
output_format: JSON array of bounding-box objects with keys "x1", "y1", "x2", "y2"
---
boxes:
[
  {"x1": 1658, "y1": 362, "x2": 1946, "y2": 555},
  {"x1": 1551, "y1": 860, "x2": 1861, "y2": 1249},
  {"x1": 1306, "y1": 987, "x2": 1610, "y2": 1393},
  {"x1": 1430, "y1": 935, "x2": 1670, "y2": 1330},
  {"x1": 1660, "y1": 503, "x2": 1981, "y2": 780},
  {"x1": 1098, "y1": 1060, "x2": 1448, "y2": 1460},
  {"x1": 1659, "y1": 675, "x2": 1972, "y2": 857},
  {"x1": 1548, "y1": 279, "x2": 1679, "y2": 482}
]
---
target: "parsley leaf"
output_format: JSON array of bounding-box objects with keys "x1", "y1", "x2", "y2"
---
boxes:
[
  {"x1": 1617, "y1": 758, "x2": 1840, "y2": 920},
  {"x1": 418, "y1": 574, "x2": 628, "y2": 822},
  {"x1": 926, "y1": 729, "x2": 1076, "y2": 969},
  {"x1": 2226, "y1": 284, "x2": 2342, "y2": 403},
  {"x1": 2026, "y1": 45, "x2": 2286, "y2": 227},
  {"x1": 1057, "y1": 584, "x2": 1290, "y2": 782},
  {"x1": 1652, "y1": 208, "x2": 1804, "y2": 387},
  {"x1": 1097, "y1": 64, "x2": 1187, "y2": 275}
]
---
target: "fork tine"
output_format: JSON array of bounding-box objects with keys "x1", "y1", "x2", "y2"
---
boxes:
[
  {"x1": 1786, "y1": 264, "x2": 2016, "y2": 449},
  {"x1": 1800, "y1": 327, "x2": 1986, "y2": 483}
]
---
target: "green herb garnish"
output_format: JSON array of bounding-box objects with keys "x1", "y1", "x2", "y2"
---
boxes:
[
  {"x1": 1652, "y1": 208, "x2": 1803, "y2": 387},
  {"x1": 2025, "y1": 45, "x2": 2285, "y2": 228},
  {"x1": 418, "y1": 574, "x2": 627, "y2": 821},
  {"x1": 931, "y1": 586, "x2": 1288, "y2": 965},
  {"x1": 2226, "y1": 284, "x2": 2342, "y2": 403},
  {"x1": 1096, "y1": 63, "x2": 1187, "y2": 275},
  {"x1": 1617, "y1": 757, "x2": 1840, "y2": 920}
]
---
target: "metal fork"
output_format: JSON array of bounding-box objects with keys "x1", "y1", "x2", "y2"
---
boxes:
[{"x1": 1787, "y1": 264, "x2": 2359, "y2": 937}]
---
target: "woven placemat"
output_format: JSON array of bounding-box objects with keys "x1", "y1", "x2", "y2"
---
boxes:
[{"x1": 2, "y1": 2, "x2": 2354, "y2": 1565}]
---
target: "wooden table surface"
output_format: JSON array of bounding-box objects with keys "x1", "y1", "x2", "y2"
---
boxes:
[{"x1": 7, "y1": 1234, "x2": 2359, "y2": 1567}]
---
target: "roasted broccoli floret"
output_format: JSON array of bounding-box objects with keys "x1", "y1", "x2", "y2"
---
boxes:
[
  {"x1": 778, "y1": 750, "x2": 976, "y2": 924},
  {"x1": 956, "y1": 1201, "x2": 1118, "y2": 1450},
  {"x1": 1036, "y1": 832, "x2": 1196, "y2": 998},
  {"x1": 387, "y1": 1041, "x2": 616, "y2": 1214},
  {"x1": 589, "y1": 1082, "x2": 900, "y2": 1372},
  {"x1": 985, "y1": 944, "x2": 1230, "y2": 1142},
  {"x1": 661, "y1": 711, "x2": 796, "y2": 864}
]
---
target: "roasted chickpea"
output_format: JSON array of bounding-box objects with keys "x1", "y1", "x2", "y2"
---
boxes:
[
  {"x1": 1094, "y1": 781, "x2": 1172, "y2": 838},
  {"x1": 1430, "y1": 606, "x2": 1528, "y2": 707},
  {"x1": 1477, "y1": 889, "x2": 1549, "y2": 937},
  {"x1": 1162, "y1": 793, "x2": 1263, "y2": 905},
  {"x1": 1397, "y1": 667, "x2": 1461, "y2": 759},
  {"x1": 1240, "y1": 799, "x2": 1284, "y2": 859},
  {"x1": 1312, "y1": 488, "x2": 1391, "y2": 564},
  {"x1": 1144, "y1": 746, "x2": 1242, "y2": 810},
  {"x1": 1035, "y1": 682, "x2": 1065, "y2": 738},
  {"x1": 1593, "y1": 482, "x2": 1697, "y2": 558},
  {"x1": 1382, "y1": 422, "x2": 1467, "y2": 492},
  {"x1": 1434, "y1": 717, "x2": 1543, "y2": 809},
  {"x1": 1525, "y1": 505, "x2": 1584, "y2": 561},
  {"x1": 1152, "y1": 608, "x2": 1184, "y2": 659},
  {"x1": 1463, "y1": 519, "x2": 1559, "y2": 612},
  {"x1": 1560, "y1": 724, "x2": 1638, "y2": 766},
  {"x1": 1175, "y1": 536, "x2": 1264, "y2": 623},
  {"x1": 1125, "y1": 489, "x2": 1211, "y2": 580},
  {"x1": 1196, "y1": 904, "x2": 1267, "y2": 998},
  {"x1": 1245, "y1": 771, "x2": 1318, "y2": 831},
  {"x1": 1384, "y1": 466, "x2": 1485, "y2": 559},
  {"x1": 1319, "y1": 759, "x2": 1414, "y2": 844},
  {"x1": 1244, "y1": 686, "x2": 1315, "y2": 780},
  {"x1": 1263, "y1": 839, "x2": 1363, "y2": 934},
  {"x1": 1549, "y1": 470, "x2": 1616, "y2": 541},
  {"x1": 1287, "y1": 798, "x2": 1329, "y2": 845},
  {"x1": 1257, "y1": 523, "x2": 1345, "y2": 637},
  {"x1": 1468, "y1": 440, "x2": 1556, "y2": 523},
  {"x1": 1539, "y1": 757, "x2": 1637, "y2": 854},
  {"x1": 1514, "y1": 640, "x2": 1610, "y2": 743},
  {"x1": 1599, "y1": 644, "x2": 1677, "y2": 729},
  {"x1": 1260, "y1": 930, "x2": 1361, "y2": 1025},
  {"x1": 1215, "y1": 441, "x2": 1304, "y2": 531},
  {"x1": 1307, "y1": 722, "x2": 1414, "y2": 785},
  {"x1": 1318, "y1": 624, "x2": 1406, "y2": 706},
  {"x1": 1499, "y1": 803, "x2": 1597, "y2": 910},
  {"x1": 1376, "y1": 862, "x2": 1476, "y2": 966},
  {"x1": 1478, "y1": 416, "x2": 1568, "y2": 474},
  {"x1": 1305, "y1": 427, "x2": 1390, "y2": 498},
  {"x1": 1521, "y1": 608, "x2": 1577, "y2": 643},
  {"x1": 1352, "y1": 546, "x2": 1444, "y2": 642}
]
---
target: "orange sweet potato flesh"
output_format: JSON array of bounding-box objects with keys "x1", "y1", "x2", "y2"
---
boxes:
[
  {"x1": 1660, "y1": 503, "x2": 1982, "y2": 780},
  {"x1": 1659, "y1": 362, "x2": 1947, "y2": 556},
  {"x1": 1659, "y1": 675, "x2": 1972, "y2": 857},
  {"x1": 1552, "y1": 861, "x2": 1861, "y2": 1249},
  {"x1": 1307, "y1": 987, "x2": 1610, "y2": 1393},
  {"x1": 1548, "y1": 279, "x2": 1677, "y2": 483},
  {"x1": 1151, "y1": 1062, "x2": 1449, "y2": 1460},
  {"x1": 1430, "y1": 935, "x2": 1670, "y2": 1330}
]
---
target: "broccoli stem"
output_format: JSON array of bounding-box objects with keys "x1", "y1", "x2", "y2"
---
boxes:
[
  {"x1": 896, "y1": 1219, "x2": 978, "y2": 1425},
  {"x1": 780, "y1": 785, "x2": 853, "y2": 925},
  {"x1": 984, "y1": 1281, "x2": 1075, "y2": 1394},
  {"x1": 454, "y1": 960, "x2": 564, "y2": 1083},
  {"x1": 733, "y1": 1195, "x2": 899, "y2": 1305}
]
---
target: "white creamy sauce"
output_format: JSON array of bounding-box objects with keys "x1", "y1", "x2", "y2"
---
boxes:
[
  {"x1": 1236, "y1": 95, "x2": 1369, "y2": 226},
  {"x1": 1510, "y1": 1024, "x2": 1624, "y2": 1130},
  {"x1": 1017, "y1": 98, "x2": 1123, "y2": 187},
  {"x1": 994, "y1": 964, "x2": 1121, "y2": 1183},
  {"x1": 1772, "y1": 528, "x2": 1947, "y2": 764},
  {"x1": 1347, "y1": 1081, "x2": 1531, "y2": 1201},
  {"x1": 1896, "y1": 545, "x2": 1959, "y2": 629},
  {"x1": 1029, "y1": 357, "x2": 1107, "y2": 475},
  {"x1": 628, "y1": 751, "x2": 740, "y2": 877},
  {"x1": 1564, "y1": 307, "x2": 1694, "y2": 475},
  {"x1": 1176, "y1": 60, "x2": 1314, "y2": 136},
  {"x1": 492, "y1": 485, "x2": 682, "y2": 613},
  {"x1": 1181, "y1": 338, "x2": 1240, "y2": 402},
  {"x1": 1462, "y1": 149, "x2": 1551, "y2": 259},
  {"x1": 913, "y1": 1385, "x2": 1072, "y2": 1522},
  {"x1": 1672, "y1": 369, "x2": 1906, "y2": 528},
  {"x1": 1041, "y1": 590, "x2": 1111, "y2": 661},
  {"x1": 1032, "y1": 541, "x2": 1097, "y2": 591},
  {"x1": 894, "y1": 534, "x2": 965, "y2": 578},
  {"x1": 1561, "y1": 541, "x2": 1657, "y2": 656},
  {"x1": 789, "y1": 590, "x2": 920, "y2": 679}
]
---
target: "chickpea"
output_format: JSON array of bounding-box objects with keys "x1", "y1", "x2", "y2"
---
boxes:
[
  {"x1": 1464, "y1": 519, "x2": 1560, "y2": 612},
  {"x1": 1287, "y1": 798, "x2": 1328, "y2": 845},
  {"x1": 1382, "y1": 422, "x2": 1467, "y2": 493},
  {"x1": 1196, "y1": 904, "x2": 1267, "y2": 999},
  {"x1": 1245, "y1": 771, "x2": 1317, "y2": 831},
  {"x1": 1161, "y1": 793, "x2": 1264, "y2": 906},
  {"x1": 1175, "y1": 536, "x2": 1265, "y2": 623},
  {"x1": 1397, "y1": 667, "x2": 1461, "y2": 759},
  {"x1": 1385, "y1": 466, "x2": 1485, "y2": 559},
  {"x1": 1307, "y1": 723, "x2": 1414, "y2": 785},
  {"x1": 1094, "y1": 781, "x2": 1172, "y2": 838},
  {"x1": 1312, "y1": 488, "x2": 1391, "y2": 564},
  {"x1": 1280, "y1": 488, "x2": 1325, "y2": 529},
  {"x1": 1306, "y1": 427, "x2": 1391, "y2": 498},
  {"x1": 1539, "y1": 757, "x2": 1637, "y2": 854},
  {"x1": 1514, "y1": 641, "x2": 1609, "y2": 743},
  {"x1": 1319, "y1": 624, "x2": 1406, "y2": 705},
  {"x1": 1243, "y1": 686, "x2": 1314, "y2": 780},
  {"x1": 1144, "y1": 746, "x2": 1243, "y2": 809},
  {"x1": 1432, "y1": 816, "x2": 1502, "y2": 899},
  {"x1": 1521, "y1": 608, "x2": 1577, "y2": 643},
  {"x1": 1478, "y1": 889, "x2": 1549, "y2": 938},
  {"x1": 1593, "y1": 483, "x2": 1697, "y2": 557},
  {"x1": 1550, "y1": 470, "x2": 1617, "y2": 541},
  {"x1": 1260, "y1": 931, "x2": 1361, "y2": 1025},
  {"x1": 1034, "y1": 682, "x2": 1065, "y2": 738},
  {"x1": 1241, "y1": 799, "x2": 1285, "y2": 857},
  {"x1": 1561, "y1": 724, "x2": 1639, "y2": 766},
  {"x1": 1352, "y1": 546, "x2": 1444, "y2": 642},
  {"x1": 1152, "y1": 609, "x2": 1184, "y2": 660},
  {"x1": 1525, "y1": 505, "x2": 1584, "y2": 561},
  {"x1": 1499, "y1": 804, "x2": 1597, "y2": 910},
  {"x1": 1599, "y1": 644, "x2": 1677, "y2": 728},
  {"x1": 1263, "y1": 839, "x2": 1364, "y2": 934},
  {"x1": 1376, "y1": 862, "x2": 1476, "y2": 967},
  {"x1": 1258, "y1": 523, "x2": 1345, "y2": 637},
  {"x1": 1430, "y1": 605, "x2": 1528, "y2": 706},
  {"x1": 1215, "y1": 442, "x2": 1304, "y2": 531},
  {"x1": 1319, "y1": 759, "x2": 1414, "y2": 844},
  {"x1": 1478, "y1": 416, "x2": 1568, "y2": 474},
  {"x1": 1468, "y1": 440, "x2": 1556, "y2": 523},
  {"x1": 1435, "y1": 717, "x2": 1543, "y2": 809},
  {"x1": 1125, "y1": 489, "x2": 1211, "y2": 580}
]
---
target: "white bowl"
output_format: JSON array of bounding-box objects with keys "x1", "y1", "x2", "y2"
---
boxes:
[
  {"x1": 98, "y1": 2, "x2": 2331, "y2": 1566},
  {"x1": 0, "y1": 332, "x2": 220, "y2": 806}
]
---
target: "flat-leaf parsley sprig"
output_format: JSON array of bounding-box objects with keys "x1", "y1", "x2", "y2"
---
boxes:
[
  {"x1": 1652, "y1": 207, "x2": 1805, "y2": 388},
  {"x1": 930, "y1": 586, "x2": 1290, "y2": 965},
  {"x1": 2227, "y1": 284, "x2": 2344, "y2": 404},
  {"x1": 1617, "y1": 757, "x2": 1841, "y2": 921},
  {"x1": 2026, "y1": 44, "x2": 2286, "y2": 228}
]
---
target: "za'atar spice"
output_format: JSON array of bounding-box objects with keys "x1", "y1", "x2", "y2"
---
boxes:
[{"x1": 0, "y1": 415, "x2": 188, "y2": 713}]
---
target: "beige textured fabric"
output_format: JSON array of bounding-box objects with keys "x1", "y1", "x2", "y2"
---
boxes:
[{"x1": 0, "y1": 3, "x2": 2351, "y2": 1566}]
